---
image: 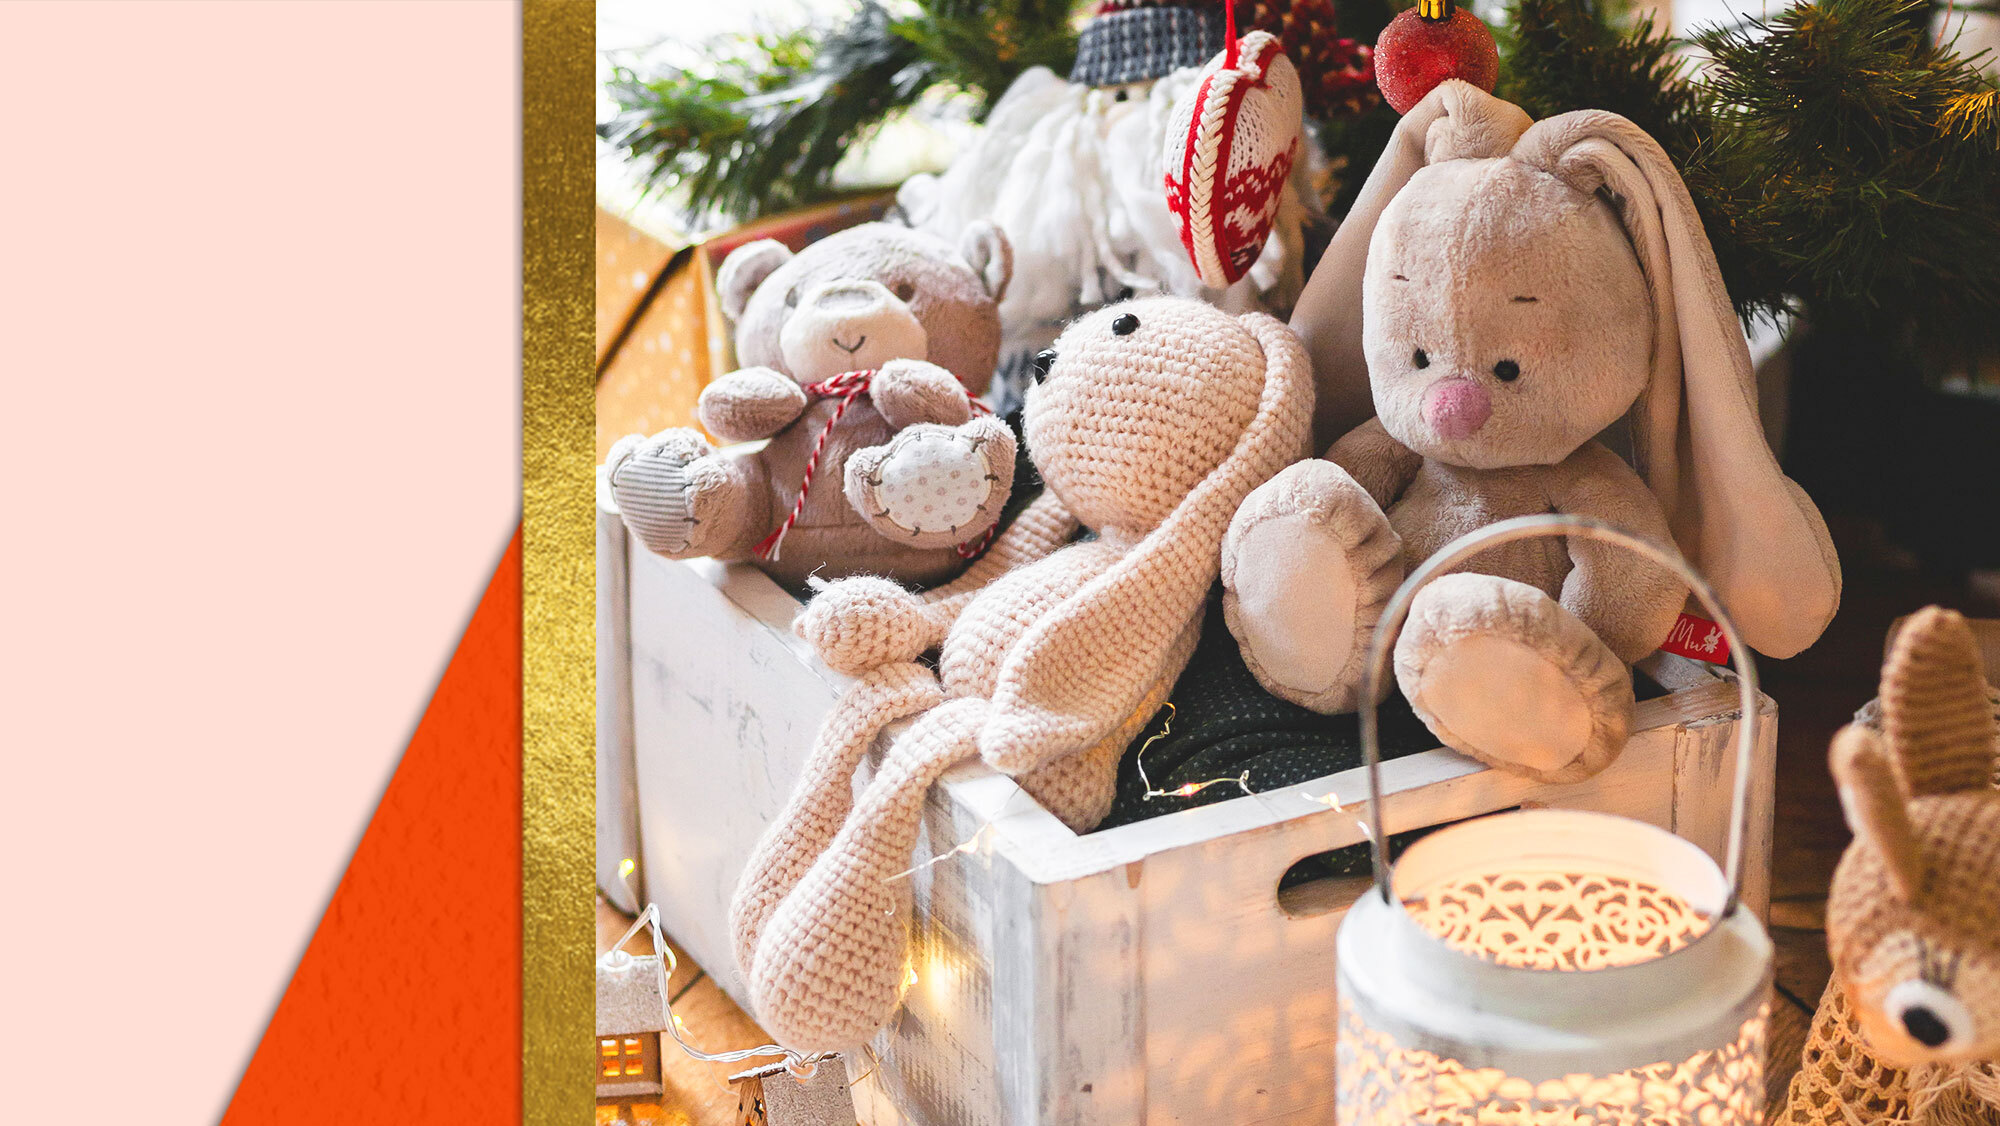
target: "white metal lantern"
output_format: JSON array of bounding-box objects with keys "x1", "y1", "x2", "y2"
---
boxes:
[{"x1": 1337, "y1": 514, "x2": 1774, "y2": 1126}]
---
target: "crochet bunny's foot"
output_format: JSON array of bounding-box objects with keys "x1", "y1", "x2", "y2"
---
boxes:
[
  {"x1": 843, "y1": 416, "x2": 1016, "y2": 551},
  {"x1": 748, "y1": 697, "x2": 987, "y2": 1053},
  {"x1": 1395, "y1": 574, "x2": 1633, "y2": 783},
  {"x1": 605, "y1": 428, "x2": 765, "y2": 559},
  {"x1": 1221, "y1": 459, "x2": 1404, "y2": 713}
]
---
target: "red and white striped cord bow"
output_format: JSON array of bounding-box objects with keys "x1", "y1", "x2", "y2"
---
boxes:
[{"x1": 753, "y1": 370, "x2": 998, "y2": 563}]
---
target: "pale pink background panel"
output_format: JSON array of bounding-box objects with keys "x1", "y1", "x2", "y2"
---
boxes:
[{"x1": 0, "y1": 2, "x2": 520, "y2": 1123}]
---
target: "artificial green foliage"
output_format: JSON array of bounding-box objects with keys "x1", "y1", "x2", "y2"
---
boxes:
[
  {"x1": 1695, "y1": 0, "x2": 2000, "y2": 349},
  {"x1": 600, "y1": 0, "x2": 1079, "y2": 223},
  {"x1": 1499, "y1": 0, "x2": 2000, "y2": 352}
]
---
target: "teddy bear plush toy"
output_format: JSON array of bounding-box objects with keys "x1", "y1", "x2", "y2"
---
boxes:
[
  {"x1": 605, "y1": 221, "x2": 1019, "y2": 589},
  {"x1": 1783, "y1": 606, "x2": 2000, "y2": 1125},
  {"x1": 727, "y1": 297, "x2": 1315, "y2": 1052},
  {"x1": 1222, "y1": 80, "x2": 1842, "y2": 782}
]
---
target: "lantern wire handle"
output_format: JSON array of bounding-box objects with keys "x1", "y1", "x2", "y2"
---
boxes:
[{"x1": 1357, "y1": 514, "x2": 1760, "y2": 917}]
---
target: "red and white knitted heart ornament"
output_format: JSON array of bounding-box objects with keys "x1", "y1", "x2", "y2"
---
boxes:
[{"x1": 1162, "y1": 24, "x2": 1303, "y2": 289}]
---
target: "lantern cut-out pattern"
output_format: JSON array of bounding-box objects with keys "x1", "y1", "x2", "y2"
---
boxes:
[
  {"x1": 1334, "y1": 515, "x2": 1776, "y2": 1126},
  {"x1": 1336, "y1": 996, "x2": 1769, "y2": 1125}
]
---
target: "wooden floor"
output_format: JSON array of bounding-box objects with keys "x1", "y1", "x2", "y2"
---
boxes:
[{"x1": 598, "y1": 518, "x2": 2000, "y2": 1126}]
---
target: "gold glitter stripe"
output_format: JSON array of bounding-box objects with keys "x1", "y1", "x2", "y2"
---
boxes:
[{"x1": 523, "y1": 1, "x2": 594, "y2": 1122}]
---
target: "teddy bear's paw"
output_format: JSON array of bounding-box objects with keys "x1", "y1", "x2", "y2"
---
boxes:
[
  {"x1": 1394, "y1": 573, "x2": 1633, "y2": 783},
  {"x1": 843, "y1": 416, "x2": 1015, "y2": 551},
  {"x1": 605, "y1": 428, "x2": 745, "y2": 559},
  {"x1": 1220, "y1": 460, "x2": 1404, "y2": 714}
]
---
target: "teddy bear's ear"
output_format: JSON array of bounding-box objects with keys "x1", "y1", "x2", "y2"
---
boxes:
[
  {"x1": 1513, "y1": 110, "x2": 1840, "y2": 661},
  {"x1": 1288, "y1": 80, "x2": 1531, "y2": 448},
  {"x1": 715, "y1": 239, "x2": 793, "y2": 322},
  {"x1": 1831, "y1": 723, "x2": 1922, "y2": 903},
  {"x1": 958, "y1": 220, "x2": 1013, "y2": 304}
]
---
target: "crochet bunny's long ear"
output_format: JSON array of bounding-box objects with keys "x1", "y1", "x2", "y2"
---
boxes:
[
  {"x1": 977, "y1": 313, "x2": 1315, "y2": 776},
  {"x1": 1515, "y1": 111, "x2": 1840, "y2": 659},
  {"x1": 1289, "y1": 80, "x2": 1531, "y2": 448}
]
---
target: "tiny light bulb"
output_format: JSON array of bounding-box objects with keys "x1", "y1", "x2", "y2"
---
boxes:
[
  {"x1": 618, "y1": 858, "x2": 636, "y2": 879},
  {"x1": 672, "y1": 1013, "x2": 687, "y2": 1033},
  {"x1": 905, "y1": 967, "x2": 919, "y2": 987}
]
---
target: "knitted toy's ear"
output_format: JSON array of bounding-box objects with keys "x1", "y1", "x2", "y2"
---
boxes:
[
  {"x1": 715, "y1": 239, "x2": 793, "y2": 322},
  {"x1": 1831, "y1": 724, "x2": 1923, "y2": 904},
  {"x1": 1288, "y1": 80, "x2": 1532, "y2": 447},
  {"x1": 1879, "y1": 606, "x2": 1999, "y2": 798}
]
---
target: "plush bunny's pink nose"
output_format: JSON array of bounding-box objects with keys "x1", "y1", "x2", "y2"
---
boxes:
[{"x1": 1424, "y1": 377, "x2": 1491, "y2": 439}]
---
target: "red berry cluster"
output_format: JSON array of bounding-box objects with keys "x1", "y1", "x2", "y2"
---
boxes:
[{"x1": 1234, "y1": 0, "x2": 1382, "y2": 120}]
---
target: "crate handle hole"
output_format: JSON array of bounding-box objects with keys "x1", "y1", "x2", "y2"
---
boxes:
[{"x1": 1276, "y1": 806, "x2": 1521, "y2": 920}]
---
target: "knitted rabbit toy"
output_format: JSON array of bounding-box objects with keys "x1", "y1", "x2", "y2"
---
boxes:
[
  {"x1": 1784, "y1": 607, "x2": 2000, "y2": 1126},
  {"x1": 727, "y1": 296, "x2": 1314, "y2": 1052},
  {"x1": 1222, "y1": 81, "x2": 1841, "y2": 782},
  {"x1": 605, "y1": 221, "x2": 1018, "y2": 589}
]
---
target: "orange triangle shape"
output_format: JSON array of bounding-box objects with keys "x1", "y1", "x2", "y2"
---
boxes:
[{"x1": 222, "y1": 530, "x2": 521, "y2": 1122}]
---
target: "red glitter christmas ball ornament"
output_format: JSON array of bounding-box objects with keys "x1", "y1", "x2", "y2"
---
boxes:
[{"x1": 1373, "y1": 0, "x2": 1498, "y2": 114}]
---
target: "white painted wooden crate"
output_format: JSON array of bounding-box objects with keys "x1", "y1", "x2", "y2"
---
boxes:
[{"x1": 601, "y1": 497, "x2": 1777, "y2": 1126}]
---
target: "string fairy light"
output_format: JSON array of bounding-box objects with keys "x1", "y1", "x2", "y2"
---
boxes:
[
  {"x1": 607, "y1": 904, "x2": 829, "y2": 1078},
  {"x1": 884, "y1": 822, "x2": 995, "y2": 883},
  {"x1": 1133, "y1": 703, "x2": 1257, "y2": 802}
]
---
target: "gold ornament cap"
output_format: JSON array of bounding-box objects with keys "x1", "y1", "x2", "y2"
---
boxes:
[{"x1": 1417, "y1": 0, "x2": 1456, "y2": 17}]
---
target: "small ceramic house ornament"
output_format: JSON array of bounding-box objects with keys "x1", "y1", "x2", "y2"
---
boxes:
[
  {"x1": 1337, "y1": 516, "x2": 1774, "y2": 1125},
  {"x1": 595, "y1": 949, "x2": 669, "y2": 1099},
  {"x1": 1163, "y1": 28, "x2": 1304, "y2": 288},
  {"x1": 731, "y1": 1058, "x2": 855, "y2": 1126}
]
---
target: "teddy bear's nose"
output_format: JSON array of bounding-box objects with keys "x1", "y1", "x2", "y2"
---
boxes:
[
  {"x1": 1424, "y1": 376, "x2": 1491, "y2": 440},
  {"x1": 808, "y1": 280, "x2": 892, "y2": 313}
]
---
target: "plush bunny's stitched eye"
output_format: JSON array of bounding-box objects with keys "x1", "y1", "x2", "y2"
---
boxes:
[
  {"x1": 1413, "y1": 349, "x2": 1429, "y2": 369},
  {"x1": 1112, "y1": 313, "x2": 1140, "y2": 336},
  {"x1": 1494, "y1": 360, "x2": 1521, "y2": 382},
  {"x1": 892, "y1": 281, "x2": 917, "y2": 302},
  {"x1": 784, "y1": 286, "x2": 800, "y2": 308}
]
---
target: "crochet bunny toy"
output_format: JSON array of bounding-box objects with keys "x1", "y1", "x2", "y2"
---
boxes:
[
  {"x1": 605, "y1": 221, "x2": 1018, "y2": 589},
  {"x1": 1222, "y1": 81, "x2": 1841, "y2": 782},
  {"x1": 1784, "y1": 606, "x2": 2000, "y2": 1126},
  {"x1": 727, "y1": 296, "x2": 1314, "y2": 1052}
]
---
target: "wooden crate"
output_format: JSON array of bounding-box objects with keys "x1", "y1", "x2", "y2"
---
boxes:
[{"x1": 601, "y1": 496, "x2": 1778, "y2": 1126}]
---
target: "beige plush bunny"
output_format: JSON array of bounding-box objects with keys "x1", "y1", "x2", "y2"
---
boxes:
[
  {"x1": 727, "y1": 297, "x2": 1314, "y2": 1052},
  {"x1": 1784, "y1": 606, "x2": 2000, "y2": 1125},
  {"x1": 1223, "y1": 81, "x2": 1841, "y2": 782}
]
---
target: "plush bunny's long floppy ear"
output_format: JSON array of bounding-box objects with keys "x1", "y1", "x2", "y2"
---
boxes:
[
  {"x1": 977, "y1": 313, "x2": 1315, "y2": 775},
  {"x1": 1289, "y1": 80, "x2": 1531, "y2": 448},
  {"x1": 1514, "y1": 111, "x2": 1841, "y2": 659}
]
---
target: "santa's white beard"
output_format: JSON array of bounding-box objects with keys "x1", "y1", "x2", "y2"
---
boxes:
[{"x1": 901, "y1": 65, "x2": 1315, "y2": 412}]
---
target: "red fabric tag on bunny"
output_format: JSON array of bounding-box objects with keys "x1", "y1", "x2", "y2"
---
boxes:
[
  {"x1": 1661, "y1": 612, "x2": 1731, "y2": 664},
  {"x1": 1163, "y1": 30, "x2": 1303, "y2": 289}
]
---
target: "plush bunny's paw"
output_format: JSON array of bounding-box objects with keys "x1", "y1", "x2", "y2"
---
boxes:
[
  {"x1": 1221, "y1": 459, "x2": 1404, "y2": 713},
  {"x1": 794, "y1": 576, "x2": 940, "y2": 675},
  {"x1": 1395, "y1": 574, "x2": 1633, "y2": 783},
  {"x1": 605, "y1": 429, "x2": 750, "y2": 559},
  {"x1": 843, "y1": 416, "x2": 1015, "y2": 550}
]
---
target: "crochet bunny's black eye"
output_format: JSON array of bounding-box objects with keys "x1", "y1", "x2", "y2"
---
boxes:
[
  {"x1": 1413, "y1": 348, "x2": 1429, "y2": 369},
  {"x1": 1112, "y1": 313, "x2": 1140, "y2": 336},
  {"x1": 892, "y1": 281, "x2": 916, "y2": 302},
  {"x1": 1032, "y1": 348, "x2": 1057, "y2": 383},
  {"x1": 1494, "y1": 360, "x2": 1521, "y2": 382}
]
